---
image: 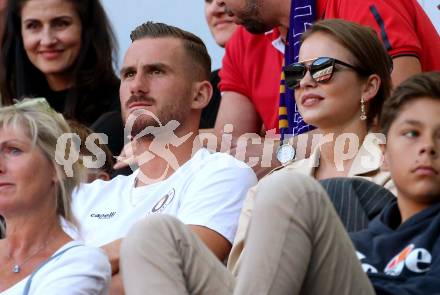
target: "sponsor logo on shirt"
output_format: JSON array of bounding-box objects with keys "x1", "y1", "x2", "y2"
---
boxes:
[
  {"x1": 357, "y1": 243, "x2": 432, "y2": 276},
  {"x1": 147, "y1": 189, "x2": 175, "y2": 215},
  {"x1": 90, "y1": 211, "x2": 117, "y2": 219}
]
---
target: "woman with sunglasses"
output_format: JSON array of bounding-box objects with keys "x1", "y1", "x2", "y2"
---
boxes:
[
  {"x1": 227, "y1": 18, "x2": 395, "y2": 274},
  {"x1": 281, "y1": 19, "x2": 393, "y2": 183}
]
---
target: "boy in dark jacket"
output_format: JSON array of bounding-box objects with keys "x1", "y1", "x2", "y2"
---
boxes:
[{"x1": 349, "y1": 71, "x2": 440, "y2": 294}]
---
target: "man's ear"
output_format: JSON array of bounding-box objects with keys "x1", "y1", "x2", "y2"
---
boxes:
[
  {"x1": 380, "y1": 142, "x2": 390, "y2": 171},
  {"x1": 362, "y1": 74, "x2": 381, "y2": 103},
  {"x1": 191, "y1": 80, "x2": 213, "y2": 110}
]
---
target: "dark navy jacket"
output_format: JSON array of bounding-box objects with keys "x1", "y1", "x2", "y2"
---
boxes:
[{"x1": 350, "y1": 200, "x2": 440, "y2": 295}]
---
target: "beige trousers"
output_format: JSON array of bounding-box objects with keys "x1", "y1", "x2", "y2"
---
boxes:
[
  {"x1": 121, "y1": 172, "x2": 375, "y2": 295},
  {"x1": 120, "y1": 214, "x2": 234, "y2": 295}
]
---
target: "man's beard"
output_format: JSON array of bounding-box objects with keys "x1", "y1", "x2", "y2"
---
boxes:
[
  {"x1": 130, "y1": 115, "x2": 160, "y2": 140},
  {"x1": 241, "y1": 18, "x2": 272, "y2": 34},
  {"x1": 124, "y1": 94, "x2": 187, "y2": 140},
  {"x1": 239, "y1": 0, "x2": 272, "y2": 34}
]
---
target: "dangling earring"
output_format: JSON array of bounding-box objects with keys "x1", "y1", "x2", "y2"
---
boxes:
[{"x1": 360, "y1": 97, "x2": 367, "y2": 121}]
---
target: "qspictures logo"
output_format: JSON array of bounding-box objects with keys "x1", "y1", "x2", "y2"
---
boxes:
[{"x1": 55, "y1": 109, "x2": 387, "y2": 181}]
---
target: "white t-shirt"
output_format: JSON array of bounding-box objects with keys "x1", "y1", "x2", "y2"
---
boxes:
[
  {"x1": 70, "y1": 149, "x2": 257, "y2": 246},
  {"x1": 1, "y1": 241, "x2": 111, "y2": 295}
]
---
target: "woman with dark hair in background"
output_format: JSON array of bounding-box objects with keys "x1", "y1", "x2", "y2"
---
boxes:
[{"x1": 0, "y1": 0, "x2": 124, "y2": 156}]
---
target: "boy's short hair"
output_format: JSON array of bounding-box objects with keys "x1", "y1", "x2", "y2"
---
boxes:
[{"x1": 380, "y1": 72, "x2": 440, "y2": 135}]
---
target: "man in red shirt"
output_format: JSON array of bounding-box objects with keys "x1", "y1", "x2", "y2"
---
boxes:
[{"x1": 214, "y1": 0, "x2": 440, "y2": 172}]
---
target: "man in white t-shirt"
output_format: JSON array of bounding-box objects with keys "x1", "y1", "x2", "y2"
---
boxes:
[{"x1": 70, "y1": 21, "x2": 257, "y2": 293}]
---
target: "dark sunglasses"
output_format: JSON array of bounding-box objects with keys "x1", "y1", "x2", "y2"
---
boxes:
[{"x1": 283, "y1": 57, "x2": 363, "y2": 89}]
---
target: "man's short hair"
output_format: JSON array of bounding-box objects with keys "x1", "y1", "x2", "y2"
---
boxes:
[
  {"x1": 380, "y1": 72, "x2": 440, "y2": 135},
  {"x1": 130, "y1": 21, "x2": 211, "y2": 80}
]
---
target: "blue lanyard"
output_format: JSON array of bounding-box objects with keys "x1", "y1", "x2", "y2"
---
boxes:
[{"x1": 279, "y1": 0, "x2": 317, "y2": 141}]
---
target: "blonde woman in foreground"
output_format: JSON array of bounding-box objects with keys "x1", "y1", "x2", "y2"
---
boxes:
[{"x1": 0, "y1": 99, "x2": 110, "y2": 294}]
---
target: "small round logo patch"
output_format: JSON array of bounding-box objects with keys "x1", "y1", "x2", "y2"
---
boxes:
[{"x1": 151, "y1": 189, "x2": 176, "y2": 214}]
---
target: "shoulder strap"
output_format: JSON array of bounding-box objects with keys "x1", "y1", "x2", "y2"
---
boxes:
[{"x1": 22, "y1": 244, "x2": 82, "y2": 295}]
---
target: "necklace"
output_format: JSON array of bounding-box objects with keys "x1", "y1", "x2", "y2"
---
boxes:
[
  {"x1": 8, "y1": 238, "x2": 51, "y2": 273},
  {"x1": 6, "y1": 225, "x2": 55, "y2": 274}
]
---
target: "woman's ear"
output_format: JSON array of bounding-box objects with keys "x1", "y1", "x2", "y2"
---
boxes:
[
  {"x1": 362, "y1": 74, "x2": 381, "y2": 103},
  {"x1": 191, "y1": 80, "x2": 213, "y2": 110}
]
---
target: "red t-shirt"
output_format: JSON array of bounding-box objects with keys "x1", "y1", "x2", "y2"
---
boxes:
[
  {"x1": 219, "y1": 27, "x2": 284, "y2": 132},
  {"x1": 320, "y1": 0, "x2": 440, "y2": 71},
  {"x1": 219, "y1": 0, "x2": 440, "y2": 132}
]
